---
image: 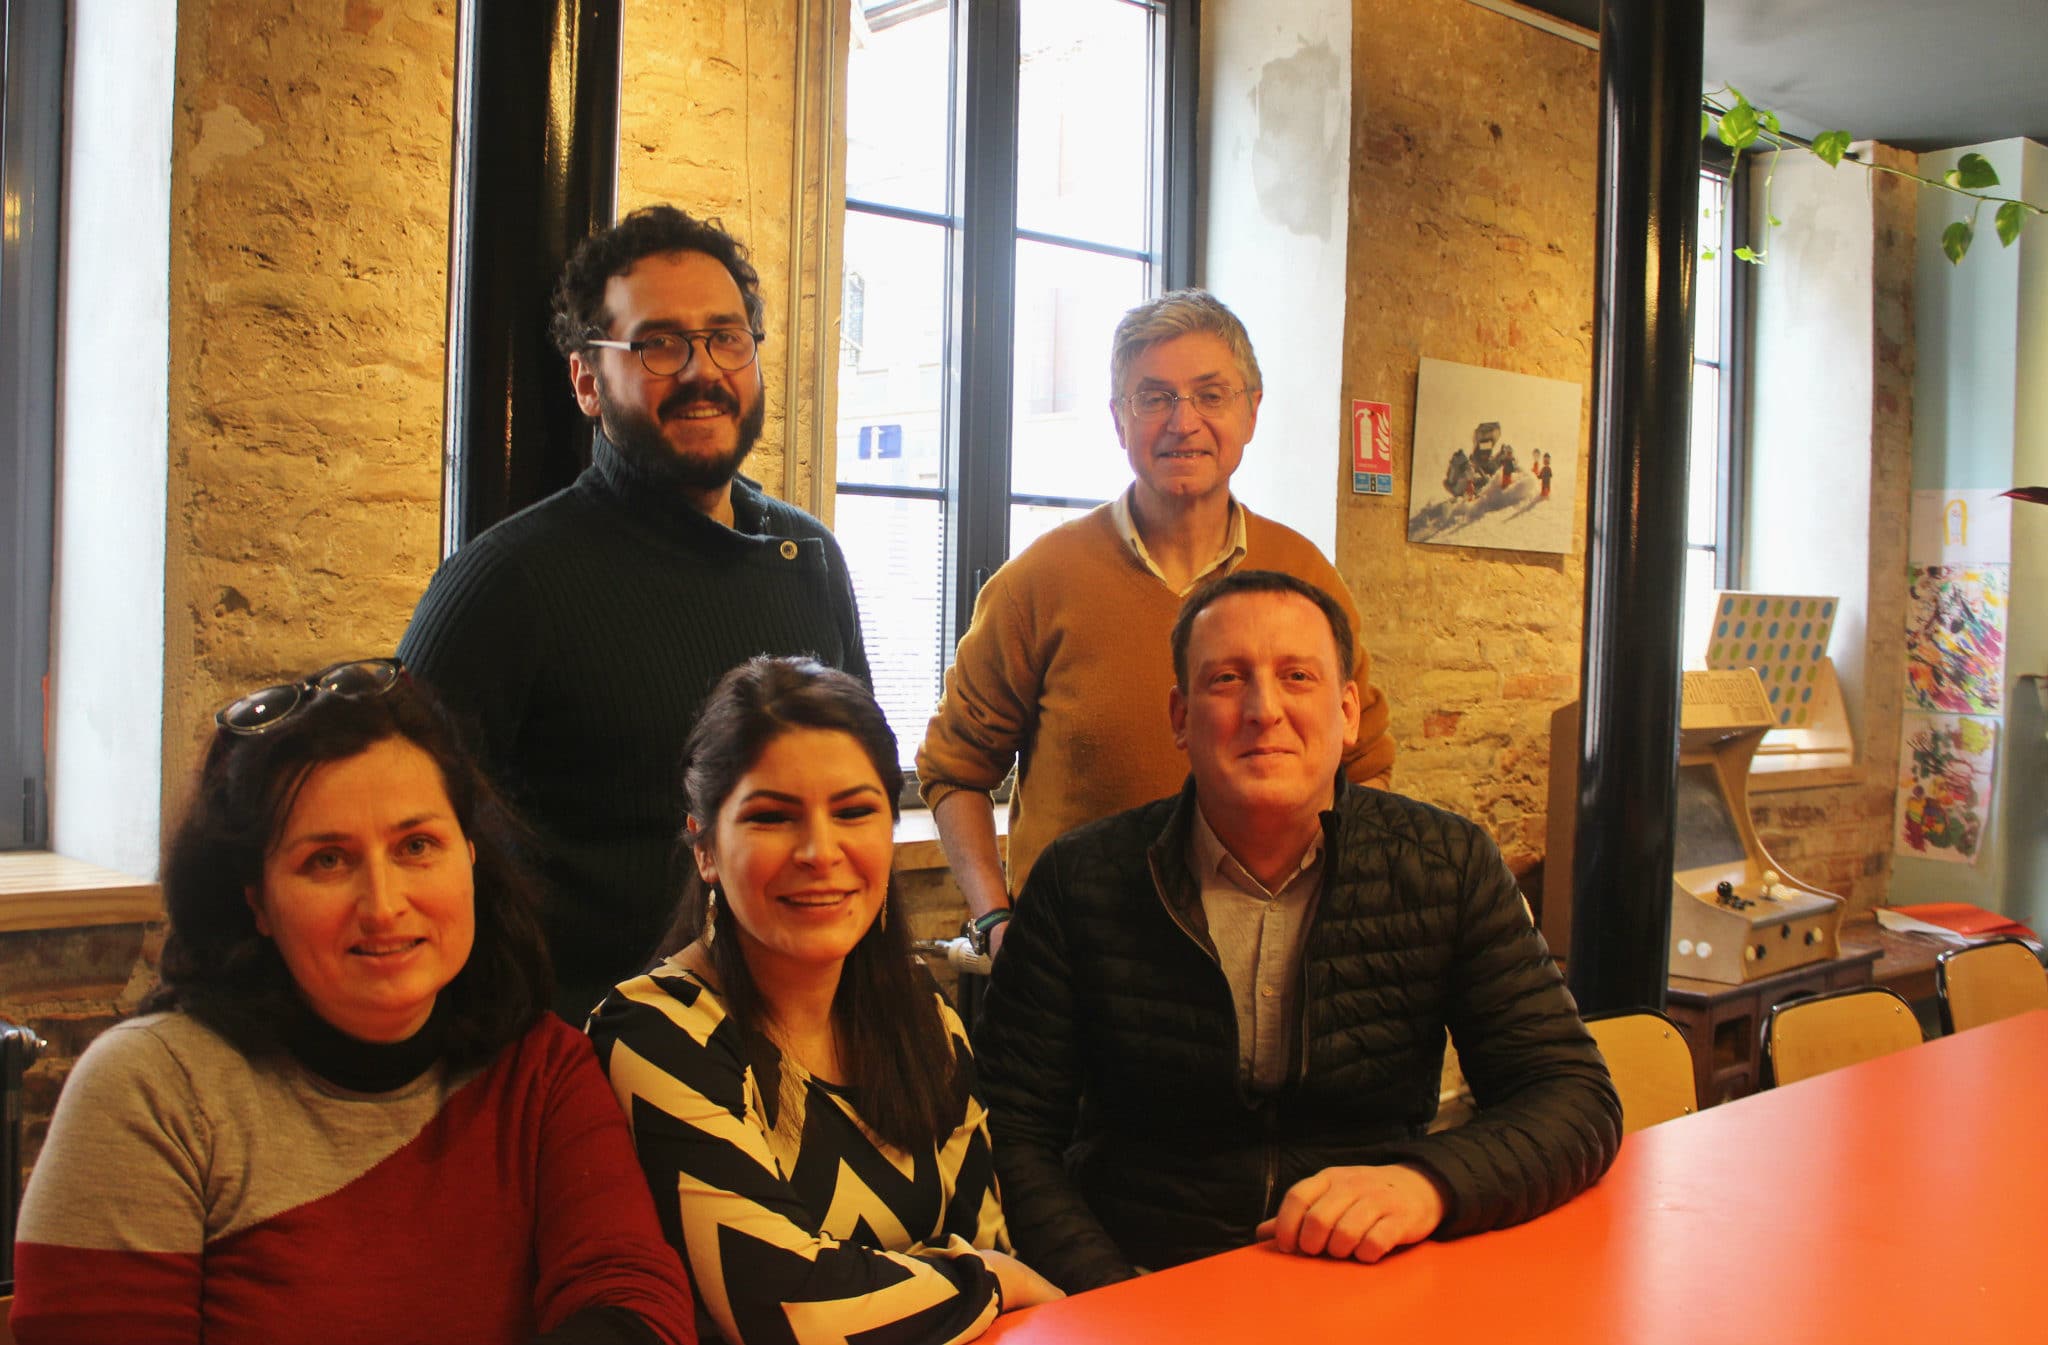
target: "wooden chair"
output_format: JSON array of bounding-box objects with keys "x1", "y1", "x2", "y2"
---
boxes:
[
  {"x1": 1937, "y1": 937, "x2": 2048, "y2": 1034},
  {"x1": 1585, "y1": 1009, "x2": 1697, "y2": 1132},
  {"x1": 1761, "y1": 986, "x2": 1922, "y2": 1088}
]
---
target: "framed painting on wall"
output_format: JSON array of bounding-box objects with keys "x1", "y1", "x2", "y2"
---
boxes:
[{"x1": 1405, "y1": 356, "x2": 1580, "y2": 555}]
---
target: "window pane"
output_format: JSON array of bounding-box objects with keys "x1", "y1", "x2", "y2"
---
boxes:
[
  {"x1": 1695, "y1": 170, "x2": 1725, "y2": 364},
  {"x1": 1010, "y1": 239, "x2": 1147, "y2": 502},
  {"x1": 1008, "y1": 500, "x2": 1094, "y2": 560},
  {"x1": 837, "y1": 492, "x2": 946, "y2": 767},
  {"x1": 837, "y1": 211, "x2": 947, "y2": 490},
  {"x1": 1681, "y1": 546, "x2": 1720, "y2": 668},
  {"x1": 1016, "y1": 0, "x2": 1151, "y2": 249},
  {"x1": 846, "y1": 0, "x2": 952, "y2": 213},
  {"x1": 1687, "y1": 365, "x2": 1720, "y2": 546}
]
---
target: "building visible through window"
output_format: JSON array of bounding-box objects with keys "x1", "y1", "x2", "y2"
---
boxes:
[{"x1": 834, "y1": 0, "x2": 1190, "y2": 769}]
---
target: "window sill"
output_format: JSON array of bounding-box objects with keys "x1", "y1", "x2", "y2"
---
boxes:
[
  {"x1": 893, "y1": 810, "x2": 1006, "y2": 874},
  {"x1": 0, "y1": 852, "x2": 162, "y2": 934}
]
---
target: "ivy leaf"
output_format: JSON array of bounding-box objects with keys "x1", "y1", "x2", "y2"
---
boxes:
[
  {"x1": 1996, "y1": 201, "x2": 2026, "y2": 247},
  {"x1": 1702, "y1": 247, "x2": 1718, "y2": 261},
  {"x1": 1701, "y1": 110, "x2": 1712, "y2": 140},
  {"x1": 1718, "y1": 99, "x2": 1761, "y2": 150},
  {"x1": 1952, "y1": 153, "x2": 2000, "y2": 190},
  {"x1": 1768, "y1": 215, "x2": 1783, "y2": 228},
  {"x1": 1943, "y1": 219, "x2": 1974, "y2": 264},
  {"x1": 1734, "y1": 245, "x2": 1762, "y2": 264},
  {"x1": 1760, "y1": 109, "x2": 1782, "y2": 135},
  {"x1": 1811, "y1": 130, "x2": 1852, "y2": 166}
]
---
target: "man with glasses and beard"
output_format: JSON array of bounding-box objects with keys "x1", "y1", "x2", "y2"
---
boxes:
[{"x1": 401, "y1": 206, "x2": 868, "y2": 1022}]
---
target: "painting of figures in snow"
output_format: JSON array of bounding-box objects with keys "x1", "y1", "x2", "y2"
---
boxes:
[{"x1": 1406, "y1": 357, "x2": 1581, "y2": 554}]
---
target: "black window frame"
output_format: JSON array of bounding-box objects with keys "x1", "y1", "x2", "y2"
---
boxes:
[
  {"x1": 836, "y1": 0, "x2": 1198, "y2": 763},
  {"x1": 0, "y1": 0, "x2": 66, "y2": 851},
  {"x1": 1694, "y1": 139, "x2": 1752, "y2": 593}
]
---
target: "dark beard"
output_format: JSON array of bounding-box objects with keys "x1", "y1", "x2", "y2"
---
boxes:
[{"x1": 598, "y1": 379, "x2": 766, "y2": 493}]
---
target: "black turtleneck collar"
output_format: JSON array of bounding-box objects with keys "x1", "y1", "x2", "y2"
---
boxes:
[
  {"x1": 586, "y1": 430, "x2": 767, "y2": 536},
  {"x1": 285, "y1": 998, "x2": 450, "y2": 1093}
]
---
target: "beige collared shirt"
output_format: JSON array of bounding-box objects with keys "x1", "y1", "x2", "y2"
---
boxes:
[
  {"x1": 1109, "y1": 489, "x2": 1248, "y2": 594},
  {"x1": 1189, "y1": 805, "x2": 1325, "y2": 1094}
]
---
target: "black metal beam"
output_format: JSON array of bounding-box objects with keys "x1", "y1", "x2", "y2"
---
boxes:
[
  {"x1": 442, "y1": 0, "x2": 622, "y2": 554},
  {"x1": 1569, "y1": 0, "x2": 1704, "y2": 1013}
]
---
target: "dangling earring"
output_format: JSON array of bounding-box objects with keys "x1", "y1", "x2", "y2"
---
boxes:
[{"x1": 704, "y1": 884, "x2": 721, "y2": 946}]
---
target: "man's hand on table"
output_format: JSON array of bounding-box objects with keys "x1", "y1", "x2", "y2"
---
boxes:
[{"x1": 1255, "y1": 1163, "x2": 1446, "y2": 1263}]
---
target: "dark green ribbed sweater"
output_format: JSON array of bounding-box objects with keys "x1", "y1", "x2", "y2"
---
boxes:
[{"x1": 399, "y1": 436, "x2": 869, "y2": 1020}]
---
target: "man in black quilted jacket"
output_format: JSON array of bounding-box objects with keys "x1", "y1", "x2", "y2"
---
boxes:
[{"x1": 974, "y1": 569, "x2": 1620, "y2": 1293}]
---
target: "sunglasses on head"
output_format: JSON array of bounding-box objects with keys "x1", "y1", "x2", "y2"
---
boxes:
[{"x1": 214, "y1": 658, "x2": 406, "y2": 735}]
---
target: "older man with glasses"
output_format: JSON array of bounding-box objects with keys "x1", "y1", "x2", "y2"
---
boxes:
[
  {"x1": 401, "y1": 205, "x2": 868, "y2": 1021},
  {"x1": 917, "y1": 290, "x2": 1393, "y2": 957}
]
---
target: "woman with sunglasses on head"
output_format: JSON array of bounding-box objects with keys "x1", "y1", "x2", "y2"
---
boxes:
[
  {"x1": 10, "y1": 660, "x2": 696, "y2": 1345},
  {"x1": 586, "y1": 656, "x2": 1061, "y2": 1345}
]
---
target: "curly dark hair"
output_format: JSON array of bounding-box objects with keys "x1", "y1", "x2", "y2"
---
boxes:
[
  {"x1": 549, "y1": 204, "x2": 768, "y2": 357},
  {"x1": 145, "y1": 667, "x2": 553, "y2": 1068},
  {"x1": 652, "y1": 656, "x2": 963, "y2": 1153}
]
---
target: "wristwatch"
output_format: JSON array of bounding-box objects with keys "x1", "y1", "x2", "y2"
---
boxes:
[{"x1": 968, "y1": 907, "x2": 1012, "y2": 954}]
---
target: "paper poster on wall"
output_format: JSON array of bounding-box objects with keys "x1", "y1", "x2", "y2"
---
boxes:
[
  {"x1": 1907, "y1": 489, "x2": 2012, "y2": 564},
  {"x1": 1405, "y1": 357, "x2": 1579, "y2": 554},
  {"x1": 1704, "y1": 592, "x2": 1837, "y2": 728},
  {"x1": 1904, "y1": 563, "x2": 2009, "y2": 714},
  {"x1": 1894, "y1": 712, "x2": 1998, "y2": 865}
]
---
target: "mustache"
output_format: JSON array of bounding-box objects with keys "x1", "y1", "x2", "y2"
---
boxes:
[{"x1": 659, "y1": 384, "x2": 741, "y2": 418}]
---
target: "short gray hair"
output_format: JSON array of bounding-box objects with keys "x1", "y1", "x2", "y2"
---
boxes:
[{"x1": 1108, "y1": 289, "x2": 1263, "y2": 403}]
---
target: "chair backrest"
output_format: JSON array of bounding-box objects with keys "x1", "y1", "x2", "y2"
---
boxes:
[
  {"x1": 1585, "y1": 1010, "x2": 1696, "y2": 1133},
  {"x1": 1762, "y1": 987, "x2": 1922, "y2": 1087},
  {"x1": 1937, "y1": 938, "x2": 2048, "y2": 1034}
]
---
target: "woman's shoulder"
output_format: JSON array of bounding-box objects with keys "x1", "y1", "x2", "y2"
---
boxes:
[
  {"x1": 67, "y1": 1010, "x2": 249, "y2": 1094},
  {"x1": 587, "y1": 959, "x2": 748, "y2": 1088}
]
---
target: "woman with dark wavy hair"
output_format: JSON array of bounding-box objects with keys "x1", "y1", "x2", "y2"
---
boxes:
[
  {"x1": 588, "y1": 656, "x2": 1060, "y2": 1345},
  {"x1": 11, "y1": 660, "x2": 695, "y2": 1345}
]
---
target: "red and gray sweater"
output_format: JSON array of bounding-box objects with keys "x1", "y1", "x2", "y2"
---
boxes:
[{"x1": 10, "y1": 1012, "x2": 695, "y2": 1345}]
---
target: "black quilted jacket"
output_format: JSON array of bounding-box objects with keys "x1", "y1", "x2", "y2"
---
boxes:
[{"x1": 975, "y1": 778, "x2": 1622, "y2": 1292}]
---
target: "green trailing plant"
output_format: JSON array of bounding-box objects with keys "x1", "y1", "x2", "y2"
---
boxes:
[{"x1": 1700, "y1": 87, "x2": 2047, "y2": 265}]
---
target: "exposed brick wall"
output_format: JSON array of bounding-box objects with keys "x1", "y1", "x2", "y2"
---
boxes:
[
  {"x1": 1338, "y1": 0, "x2": 1598, "y2": 877},
  {"x1": 2, "y1": 923, "x2": 163, "y2": 1169},
  {"x1": 161, "y1": 0, "x2": 459, "y2": 827},
  {"x1": 619, "y1": 0, "x2": 843, "y2": 514}
]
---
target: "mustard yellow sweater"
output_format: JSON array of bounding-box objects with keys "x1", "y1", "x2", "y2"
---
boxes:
[{"x1": 917, "y1": 504, "x2": 1393, "y2": 895}]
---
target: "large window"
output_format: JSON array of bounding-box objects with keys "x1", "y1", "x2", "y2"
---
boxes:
[
  {"x1": 1, "y1": 0, "x2": 66, "y2": 850},
  {"x1": 835, "y1": 0, "x2": 1194, "y2": 766},
  {"x1": 1682, "y1": 145, "x2": 1749, "y2": 667}
]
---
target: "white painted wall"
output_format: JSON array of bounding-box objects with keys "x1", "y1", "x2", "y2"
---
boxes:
[
  {"x1": 1744, "y1": 149, "x2": 1875, "y2": 740},
  {"x1": 1896, "y1": 138, "x2": 2046, "y2": 924},
  {"x1": 46, "y1": 1, "x2": 176, "y2": 878},
  {"x1": 1198, "y1": 0, "x2": 1350, "y2": 555}
]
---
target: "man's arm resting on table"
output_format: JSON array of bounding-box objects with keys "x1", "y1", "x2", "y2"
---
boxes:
[
  {"x1": 931, "y1": 788, "x2": 1012, "y2": 956},
  {"x1": 1256, "y1": 1164, "x2": 1448, "y2": 1265}
]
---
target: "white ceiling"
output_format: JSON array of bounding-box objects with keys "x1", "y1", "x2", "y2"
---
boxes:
[{"x1": 1517, "y1": 0, "x2": 2048, "y2": 152}]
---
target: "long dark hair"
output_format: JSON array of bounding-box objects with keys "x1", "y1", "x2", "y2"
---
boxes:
[
  {"x1": 656, "y1": 656, "x2": 960, "y2": 1151},
  {"x1": 146, "y1": 667, "x2": 553, "y2": 1068}
]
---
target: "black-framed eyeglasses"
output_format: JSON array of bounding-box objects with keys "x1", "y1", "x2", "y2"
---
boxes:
[
  {"x1": 215, "y1": 659, "x2": 405, "y2": 735},
  {"x1": 584, "y1": 327, "x2": 766, "y2": 376},
  {"x1": 1120, "y1": 385, "x2": 1251, "y2": 422}
]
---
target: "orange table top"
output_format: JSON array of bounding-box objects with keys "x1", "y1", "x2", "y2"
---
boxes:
[{"x1": 982, "y1": 1008, "x2": 2048, "y2": 1345}]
